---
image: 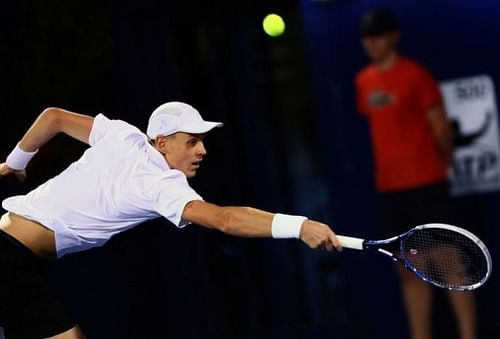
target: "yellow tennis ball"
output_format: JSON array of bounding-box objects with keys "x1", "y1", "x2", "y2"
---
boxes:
[{"x1": 263, "y1": 14, "x2": 285, "y2": 37}]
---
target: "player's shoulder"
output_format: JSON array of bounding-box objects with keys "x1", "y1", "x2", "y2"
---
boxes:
[
  {"x1": 103, "y1": 114, "x2": 145, "y2": 138},
  {"x1": 141, "y1": 166, "x2": 186, "y2": 185},
  {"x1": 143, "y1": 168, "x2": 193, "y2": 199},
  {"x1": 90, "y1": 113, "x2": 147, "y2": 148},
  {"x1": 109, "y1": 117, "x2": 141, "y2": 133}
]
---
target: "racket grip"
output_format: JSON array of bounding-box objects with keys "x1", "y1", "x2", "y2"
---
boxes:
[{"x1": 337, "y1": 236, "x2": 364, "y2": 250}]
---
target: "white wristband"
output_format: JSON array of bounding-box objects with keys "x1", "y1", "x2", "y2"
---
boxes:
[
  {"x1": 6, "y1": 144, "x2": 38, "y2": 171},
  {"x1": 271, "y1": 213, "x2": 307, "y2": 239}
]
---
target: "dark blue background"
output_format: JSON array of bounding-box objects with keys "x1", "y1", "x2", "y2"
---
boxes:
[{"x1": 0, "y1": 0, "x2": 498, "y2": 338}]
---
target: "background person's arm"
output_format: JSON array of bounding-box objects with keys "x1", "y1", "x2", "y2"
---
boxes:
[
  {"x1": 182, "y1": 200, "x2": 341, "y2": 251},
  {"x1": 0, "y1": 107, "x2": 94, "y2": 180},
  {"x1": 426, "y1": 105, "x2": 454, "y2": 166}
]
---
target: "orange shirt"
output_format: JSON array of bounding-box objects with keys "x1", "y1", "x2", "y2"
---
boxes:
[{"x1": 355, "y1": 56, "x2": 447, "y2": 192}]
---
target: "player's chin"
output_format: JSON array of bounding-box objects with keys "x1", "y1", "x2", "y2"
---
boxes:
[
  {"x1": 183, "y1": 163, "x2": 201, "y2": 178},
  {"x1": 185, "y1": 168, "x2": 198, "y2": 178}
]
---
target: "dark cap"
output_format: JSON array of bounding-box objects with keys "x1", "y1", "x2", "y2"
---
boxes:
[{"x1": 360, "y1": 9, "x2": 399, "y2": 37}]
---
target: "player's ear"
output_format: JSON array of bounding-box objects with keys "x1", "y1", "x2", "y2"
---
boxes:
[
  {"x1": 160, "y1": 135, "x2": 177, "y2": 155},
  {"x1": 154, "y1": 136, "x2": 168, "y2": 155}
]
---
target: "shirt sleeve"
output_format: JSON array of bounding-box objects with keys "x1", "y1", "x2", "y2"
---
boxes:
[
  {"x1": 89, "y1": 113, "x2": 142, "y2": 146},
  {"x1": 414, "y1": 66, "x2": 443, "y2": 111},
  {"x1": 89, "y1": 114, "x2": 112, "y2": 146},
  {"x1": 153, "y1": 172, "x2": 203, "y2": 228}
]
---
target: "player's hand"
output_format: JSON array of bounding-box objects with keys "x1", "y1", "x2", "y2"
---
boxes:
[
  {"x1": 300, "y1": 220, "x2": 342, "y2": 252},
  {"x1": 0, "y1": 162, "x2": 27, "y2": 182}
]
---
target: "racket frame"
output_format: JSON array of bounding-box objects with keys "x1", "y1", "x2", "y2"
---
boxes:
[{"x1": 338, "y1": 223, "x2": 493, "y2": 291}]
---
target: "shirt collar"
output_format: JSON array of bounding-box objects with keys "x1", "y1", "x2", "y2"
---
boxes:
[{"x1": 145, "y1": 139, "x2": 170, "y2": 171}]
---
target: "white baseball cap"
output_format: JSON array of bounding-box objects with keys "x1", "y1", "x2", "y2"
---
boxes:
[{"x1": 146, "y1": 101, "x2": 223, "y2": 139}]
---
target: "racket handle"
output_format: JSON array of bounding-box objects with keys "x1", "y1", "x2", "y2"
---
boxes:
[{"x1": 337, "y1": 235, "x2": 364, "y2": 250}]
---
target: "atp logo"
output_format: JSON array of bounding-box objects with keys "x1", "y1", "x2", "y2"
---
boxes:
[{"x1": 441, "y1": 75, "x2": 500, "y2": 195}]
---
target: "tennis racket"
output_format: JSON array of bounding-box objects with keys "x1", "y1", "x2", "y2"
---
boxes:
[{"x1": 337, "y1": 223, "x2": 492, "y2": 291}]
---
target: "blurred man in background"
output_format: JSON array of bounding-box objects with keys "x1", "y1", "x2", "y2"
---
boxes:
[{"x1": 355, "y1": 9, "x2": 476, "y2": 339}]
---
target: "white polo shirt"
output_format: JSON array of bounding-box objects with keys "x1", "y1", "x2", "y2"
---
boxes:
[{"x1": 2, "y1": 114, "x2": 203, "y2": 257}]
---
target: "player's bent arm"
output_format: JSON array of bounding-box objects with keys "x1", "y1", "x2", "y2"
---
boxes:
[
  {"x1": 1, "y1": 108, "x2": 94, "y2": 179},
  {"x1": 182, "y1": 200, "x2": 341, "y2": 251},
  {"x1": 426, "y1": 105, "x2": 454, "y2": 166},
  {"x1": 18, "y1": 107, "x2": 94, "y2": 152}
]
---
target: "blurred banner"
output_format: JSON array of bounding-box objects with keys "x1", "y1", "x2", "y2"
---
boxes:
[{"x1": 441, "y1": 75, "x2": 500, "y2": 196}]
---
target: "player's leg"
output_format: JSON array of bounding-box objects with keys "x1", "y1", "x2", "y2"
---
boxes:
[
  {"x1": 0, "y1": 229, "x2": 77, "y2": 339},
  {"x1": 447, "y1": 291, "x2": 476, "y2": 339}
]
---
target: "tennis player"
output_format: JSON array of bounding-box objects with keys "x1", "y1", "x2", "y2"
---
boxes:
[
  {"x1": 0, "y1": 102, "x2": 341, "y2": 338},
  {"x1": 355, "y1": 9, "x2": 476, "y2": 339}
]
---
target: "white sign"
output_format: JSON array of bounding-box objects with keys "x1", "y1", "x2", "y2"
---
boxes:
[{"x1": 440, "y1": 75, "x2": 500, "y2": 196}]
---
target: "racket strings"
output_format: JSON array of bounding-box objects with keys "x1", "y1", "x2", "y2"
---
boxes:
[{"x1": 401, "y1": 228, "x2": 488, "y2": 289}]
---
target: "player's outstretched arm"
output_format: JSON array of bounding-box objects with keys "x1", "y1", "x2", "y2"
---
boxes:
[
  {"x1": 182, "y1": 200, "x2": 342, "y2": 251},
  {"x1": 1, "y1": 107, "x2": 94, "y2": 181}
]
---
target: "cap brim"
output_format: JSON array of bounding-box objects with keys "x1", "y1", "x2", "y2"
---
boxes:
[{"x1": 179, "y1": 121, "x2": 224, "y2": 134}]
